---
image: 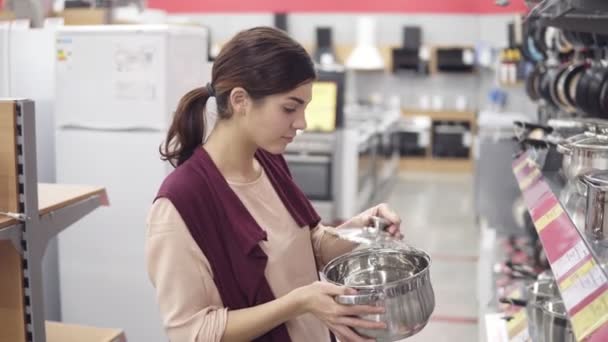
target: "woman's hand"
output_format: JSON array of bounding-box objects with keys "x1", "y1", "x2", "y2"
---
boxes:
[
  {"x1": 342, "y1": 203, "x2": 402, "y2": 239},
  {"x1": 289, "y1": 281, "x2": 386, "y2": 342}
]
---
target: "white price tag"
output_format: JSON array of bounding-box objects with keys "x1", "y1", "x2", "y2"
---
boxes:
[
  {"x1": 462, "y1": 49, "x2": 475, "y2": 65},
  {"x1": 552, "y1": 240, "x2": 590, "y2": 280},
  {"x1": 561, "y1": 262, "x2": 608, "y2": 310},
  {"x1": 462, "y1": 132, "x2": 472, "y2": 147}
]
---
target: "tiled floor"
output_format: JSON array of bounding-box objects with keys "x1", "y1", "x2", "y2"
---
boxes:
[{"x1": 386, "y1": 172, "x2": 479, "y2": 342}]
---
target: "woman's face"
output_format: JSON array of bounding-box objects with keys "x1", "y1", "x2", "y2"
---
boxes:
[{"x1": 243, "y1": 82, "x2": 313, "y2": 154}]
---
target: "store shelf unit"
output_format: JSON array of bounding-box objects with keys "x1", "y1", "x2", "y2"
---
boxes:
[
  {"x1": 512, "y1": 152, "x2": 608, "y2": 342},
  {"x1": 0, "y1": 99, "x2": 108, "y2": 342},
  {"x1": 400, "y1": 109, "x2": 476, "y2": 172},
  {"x1": 530, "y1": 0, "x2": 608, "y2": 35}
]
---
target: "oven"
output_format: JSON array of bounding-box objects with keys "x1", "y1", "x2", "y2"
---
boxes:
[
  {"x1": 284, "y1": 133, "x2": 336, "y2": 205},
  {"x1": 284, "y1": 153, "x2": 333, "y2": 201}
]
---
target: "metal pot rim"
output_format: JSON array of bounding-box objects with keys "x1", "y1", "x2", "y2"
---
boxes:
[
  {"x1": 321, "y1": 247, "x2": 432, "y2": 291},
  {"x1": 542, "y1": 300, "x2": 569, "y2": 320},
  {"x1": 562, "y1": 132, "x2": 608, "y2": 152},
  {"x1": 525, "y1": 280, "x2": 557, "y2": 299},
  {"x1": 582, "y1": 170, "x2": 608, "y2": 188}
]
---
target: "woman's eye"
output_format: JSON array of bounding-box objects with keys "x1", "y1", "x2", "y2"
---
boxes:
[{"x1": 283, "y1": 107, "x2": 296, "y2": 113}]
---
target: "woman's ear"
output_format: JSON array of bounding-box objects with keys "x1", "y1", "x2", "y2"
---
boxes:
[{"x1": 229, "y1": 87, "x2": 250, "y2": 115}]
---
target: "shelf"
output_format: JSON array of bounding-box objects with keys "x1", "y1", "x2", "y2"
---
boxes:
[
  {"x1": 512, "y1": 152, "x2": 608, "y2": 341},
  {"x1": 46, "y1": 321, "x2": 126, "y2": 342},
  {"x1": 1, "y1": 183, "x2": 108, "y2": 232},
  {"x1": 402, "y1": 109, "x2": 476, "y2": 123},
  {"x1": 400, "y1": 157, "x2": 473, "y2": 172},
  {"x1": 530, "y1": 0, "x2": 608, "y2": 35},
  {"x1": 0, "y1": 99, "x2": 114, "y2": 342},
  {"x1": 542, "y1": 13, "x2": 608, "y2": 36}
]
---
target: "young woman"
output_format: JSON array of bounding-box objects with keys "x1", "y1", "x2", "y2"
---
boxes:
[{"x1": 146, "y1": 27, "x2": 402, "y2": 342}]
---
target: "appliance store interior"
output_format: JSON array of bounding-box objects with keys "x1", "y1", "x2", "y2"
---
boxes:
[{"x1": 1, "y1": 0, "x2": 608, "y2": 341}]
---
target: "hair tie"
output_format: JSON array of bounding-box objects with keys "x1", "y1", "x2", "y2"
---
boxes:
[{"x1": 206, "y1": 82, "x2": 216, "y2": 97}]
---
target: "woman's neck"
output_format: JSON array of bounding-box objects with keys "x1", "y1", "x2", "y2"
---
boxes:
[{"x1": 203, "y1": 120, "x2": 261, "y2": 183}]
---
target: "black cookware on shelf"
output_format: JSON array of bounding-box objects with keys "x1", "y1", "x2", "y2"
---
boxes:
[
  {"x1": 555, "y1": 62, "x2": 580, "y2": 113},
  {"x1": 600, "y1": 76, "x2": 608, "y2": 115},
  {"x1": 575, "y1": 65, "x2": 593, "y2": 115},
  {"x1": 560, "y1": 62, "x2": 587, "y2": 113},
  {"x1": 576, "y1": 64, "x2": 608, "y2": 118},
  {"x1": 586, "y1": 65, "x2": 608, "y2": 118},
  {"x1": 550, "y1": 63, "x2": 573, "y2": 113},
  {"x1": 526, "y1": 64, "x2": 544, "y2": 101},
  {"x1": 555, "y1": 30, "x2": 574, "y2": 55},
  {"x1": 539, "y1": 67, "x2": 560, "y2": 108}
]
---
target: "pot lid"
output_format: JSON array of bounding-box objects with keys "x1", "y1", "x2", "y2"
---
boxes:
[
  {"x1": 325, "y1": 216, "x2": 410, "y2": 249},
  {"x1": 528, "y1": 279, "x2": 558, "y2": 298},
  {"x1": 547, "y1": 118, "x2": 587, "y2": 129},
  {"x1": 577, "y1": 118, "x2": 608, "y2": 132},
  {"x1": 582, "y1": 170, "x2": 608, "y2": 187},
  {"x1": 542, "y1": 300, "x2": 568, "y2": 319},
  {"x1": 568, "y1": 132, "x2": 608, "y2": 151}
]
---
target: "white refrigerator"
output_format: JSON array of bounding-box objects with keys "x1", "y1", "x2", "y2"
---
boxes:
[{"x1": 54, "y1": 25, "x2": 211, "y2": 342}]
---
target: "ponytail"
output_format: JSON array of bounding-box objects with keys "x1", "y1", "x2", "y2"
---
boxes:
[{"x1": 160, "y1": 86, "x2": 212, "y2": 167}]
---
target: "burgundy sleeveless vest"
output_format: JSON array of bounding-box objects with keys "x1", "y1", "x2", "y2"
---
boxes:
[{"x1": 155, "y1": 147, "x2": 320, "y2": 341}]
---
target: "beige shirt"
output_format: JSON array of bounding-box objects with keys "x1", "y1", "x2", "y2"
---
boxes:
[{"x1": 146, "y1": 168, "x2": 354, "y2": 342}]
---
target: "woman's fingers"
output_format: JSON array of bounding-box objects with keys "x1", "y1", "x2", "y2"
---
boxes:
[
  {"x1": 373, "y1": 203, "x2": 403, "y2": 238},
  {"x1": 375, "y1": 203, "x2": 401, "y2": 227},
  {"x1": 318, "y1": 282, "x2": 358, "y2": 296},
  {"x1": 335, "y1": 316, "x2": 387, "y2": 330},
  {"x1": 327, "y1": 322, "x2": 375, "y2": 342}
]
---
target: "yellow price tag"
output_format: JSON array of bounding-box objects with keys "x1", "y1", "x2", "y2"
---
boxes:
[
  {"x1": 560, "y1": 260, "x2": 595, "y2": 291},
  {"x1": 519, "y1": 168, "x2": 540, "y2": 190},
  {"x1": 534, "y1": 204, "x2": 564, "y2": 233},
  {"x1": 507, "y1": 310, "x2": 528, "y2": 338},
  {"x1": 513, "y1": 159, "x2": 528, "y2": 173},
  {"x1": 571, "y1": 290, "x2": 608, "y2": 339}
]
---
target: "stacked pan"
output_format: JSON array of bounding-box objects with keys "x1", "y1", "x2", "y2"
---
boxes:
[
  {"x1": 523, "y1": 25, "x2": 608, "y2": 118},
  {"x1": 527, "y1": 61, "x2": 608, "y2": 118}
]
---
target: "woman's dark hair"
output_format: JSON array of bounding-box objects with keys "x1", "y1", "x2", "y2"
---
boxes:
[{"x1": 160, "y1": 26, "x2": 317, "y2": 167}]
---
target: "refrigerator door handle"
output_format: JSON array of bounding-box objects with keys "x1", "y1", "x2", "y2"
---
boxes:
[{"x1": 58, "y1": 124, "x2": 164, "y2": 133}]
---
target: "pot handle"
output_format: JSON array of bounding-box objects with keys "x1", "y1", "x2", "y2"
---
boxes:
[
  {"x1": 370, "y1": 216, "x2": 391, "y2": 232},
  {"x1": 556, "y1": 141, "x2": 572, "y2": 155},
  {"x1": 336, "y1": 292, "x2": 386, "y2": 305},
  {"x1": 578, "y1": 173, "x2": 608, "y2": 190},
  {"x1": 499, "y1": 297, "x2": 528, "y2": 307}
]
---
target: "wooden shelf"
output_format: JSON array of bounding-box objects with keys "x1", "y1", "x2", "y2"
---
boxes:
[
  {"x1": 399, "y1": 157, "x2": 473, "y2": 173},
  {"x1": 302, "y1": 43, "x2": 398, "y2": 72},
  {"x1": 46, "y1": 321, "x2": 126, "y2": 342},
  {"x1": 0, "y1": 184, "x2": 108, "y2": 229},
  {"x1": 402, "y1": 108, "x2": 476, "y2": 122}
]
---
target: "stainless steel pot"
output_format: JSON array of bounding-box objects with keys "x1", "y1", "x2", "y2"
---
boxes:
[
  {"x1": 557, "y1": 131, "x2": 608, "y2": 194},
  {"x1": 560, "y1": 180, "x2": 587, "y2": 232},
  {"x1": 502, "y1": 279, "x2": 559, "y2": 342},
  {"x1": 581, "y1": 171, "x2": 608, "y2": 245},
  {"x1": 540, "y1": 300, "x2": 575, "y2": 342},
  {"x1": 525, "y1": 280, "x2": 559, "y2": 342},
  {"x1": 321, "y1": 247, "x2": 435, "y2": 341}
]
